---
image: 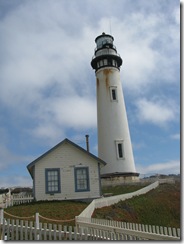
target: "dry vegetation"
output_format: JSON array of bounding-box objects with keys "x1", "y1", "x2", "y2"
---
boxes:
[{"x1": 93, "y1": 182, "x2": 180, "y2": 228}]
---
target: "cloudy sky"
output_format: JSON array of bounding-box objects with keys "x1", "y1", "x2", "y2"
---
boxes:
[{"x1": 0, "y1": 0, "x2": 180, "y2": 187}]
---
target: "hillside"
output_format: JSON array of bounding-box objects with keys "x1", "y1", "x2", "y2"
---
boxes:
[
  {"x1": 93, "y1": 182, "x2": 180, "y2": 228},
  {"x1": 4, "y1": 181, "x2": 180, "y2": 228}
]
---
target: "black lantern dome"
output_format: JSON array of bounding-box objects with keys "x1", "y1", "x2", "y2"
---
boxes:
[{"x1": 91, "y1": 32, "x2": 122, "y2": 72}]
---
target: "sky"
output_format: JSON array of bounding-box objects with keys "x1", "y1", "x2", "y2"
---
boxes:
[{"x1": 0, "y1": 0, "x2": 180, "y2": 187}]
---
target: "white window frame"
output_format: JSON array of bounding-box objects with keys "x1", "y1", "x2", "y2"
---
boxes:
[
  {"x1": 110, "y1": 86, "x2": 118, "y2": 101},
  {"x1": 74, "y1": 167, "x2": 90, "y2": 192},
  {"x1": 115, "y1": 140, "x2": 125, "y2": 159}
]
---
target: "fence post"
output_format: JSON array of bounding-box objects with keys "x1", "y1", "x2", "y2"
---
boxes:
[
  {"x1": 35, "y1": 212, "x2": 39, "y2": 240},
  {"x1": 5, "y1": 198, "x2": 7, "y2": 209},
  {"x1": 75, "y1": 216, "x2": 80, "y2": 233},
  {"x1": 0, "y1": 209, "x2": 4, "y2": 224},
  {"x1": 0, "y1": 209, "x2": 4, "y2": 240}
]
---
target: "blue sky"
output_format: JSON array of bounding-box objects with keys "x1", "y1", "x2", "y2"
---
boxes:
[{"x1": 0, "y1": 0, "x2": 180, "y2": 187}]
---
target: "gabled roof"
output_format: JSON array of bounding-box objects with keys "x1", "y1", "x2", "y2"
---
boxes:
[{"x1": 27, "y1": 138, "x2": 106, "y2": 178}]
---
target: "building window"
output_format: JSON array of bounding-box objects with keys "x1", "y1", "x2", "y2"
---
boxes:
[
  {"x1": 115, "y1": 141, "x2": 124, "y2": 159},
  {"x1": 45, "y1": 168, "x2": 61, "y2": 194},
  {"x1": 110, "y1": 87, "x2": 118, "y2": 101},
  {"x1": 104, "y1": 59, "x2": 108, "y2": 65},
  {"x1": 108, "y1": 59, "x2": 112, "y2": 66},
  {"x1": 118, "y1": 143, "x2": 123, "y2": 158},
  {"x1": 74, "y1": 167, "x2": 90, "y2": 192}
]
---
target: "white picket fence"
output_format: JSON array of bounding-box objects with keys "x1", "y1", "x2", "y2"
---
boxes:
[
  {"x1": 0, "y1": 209, "x2": 180, "y2": 241},
  {"x1": 10, "y1": 194, "x2": 33, "y2": 206},
  {"x1": 0, "y1": 194, "x2": 33, "y2": 208},
  {"x1": 0, "y1": 218, "x2": 91, "y2": 241},
  {"x1": 76, "y1": 217, "x2": 180, "y2": 241}
]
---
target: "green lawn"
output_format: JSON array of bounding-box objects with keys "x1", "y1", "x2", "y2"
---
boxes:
[
  {"x1": 102, "y1": 183, "x2": 149, "y2": 195},
  {"x1": 4, "y1": 200, "x2": 88, "y2": 227}
]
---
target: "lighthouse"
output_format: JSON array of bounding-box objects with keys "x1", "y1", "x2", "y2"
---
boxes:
[{"x1": 91, "y1": 33, "x2": 139, "y2": 182}]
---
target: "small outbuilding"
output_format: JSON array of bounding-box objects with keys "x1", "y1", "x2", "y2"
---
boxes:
[{"x1": 27, "y1": 138, "x2": 106, "y2": 201}]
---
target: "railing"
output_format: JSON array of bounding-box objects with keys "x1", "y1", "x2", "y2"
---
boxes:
[
  {"x1": 0, "y1": 194, "x2": 33, "y2": 208},
  {"x1": 1, "y1": 217, "x2": 180, "y2": 241},
  {"x1": 0, "y1": 209, "x2": 79, "y2": 241},
  {"x1": 11, "y1": 194, "x2": 33, "y2": 206},
  {"x1": 76, "y1": 217, "x2": 180, "y2": 241},
  {"x1": 0, "y1": 210, "x2": 117, "y2": 241},
  {"x1": 78, "y1": 181, "x2": 159, "y2": 218},
  {"x1": 0, "y1": 209, "x2": 180, "y2": 241},
  {"x1": 0, "y1": 218, "x2": 90, "y2": 241}
]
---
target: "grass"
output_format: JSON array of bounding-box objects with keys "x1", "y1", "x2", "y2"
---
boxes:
[
  {"x1": 102, "y1": 183, "x2": 149, "y2": 195},
  {"x1": 93, "y1": 182, "x2": 180, "y2": 228},
  {"x1": 4, "y1": 200, "x2": 88, "y2": 227}
]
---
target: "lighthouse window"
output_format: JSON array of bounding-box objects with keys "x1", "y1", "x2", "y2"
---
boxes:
[
  {"x1": 112, "y1": 89, "x2": 116, "y2": 100},
  {"x1": 108, "y1": 59, "x2": 112, "y2": 66},
  {"x1": 118, "y1": 143, "x2": 123, "y2": 158},
  {"x1": 115, "y1": 140, "x2": 124, "y2": 159},
  {"x1": 104, "y1": 59, "x2": 107, "y2": 65},
  {"x1": 110, "y1": 87, "x2": 118, "y2": 101}
]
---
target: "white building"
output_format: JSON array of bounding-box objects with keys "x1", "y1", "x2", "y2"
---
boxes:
[
  {"x1": 27, "y1": 138, "x2": 106, "y2": 201},
  {"x1": 91, "y1": 33, "x2": 139, "y2": 183}
]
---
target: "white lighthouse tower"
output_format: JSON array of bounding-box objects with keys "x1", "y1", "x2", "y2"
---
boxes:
[{"x1": 91, "y1": 33, "x2": 139, "y2": 182}]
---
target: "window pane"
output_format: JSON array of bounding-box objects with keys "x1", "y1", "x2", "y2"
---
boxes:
[
  {"x1": 46, "y1": 169, "x2": 60, "y2": 193},
  {"x1": 118, "y1": 143, "x2": 123, "y2": 158},
  {"x1": 75, "y1": 168, "x2": 89, "y2": 191},
  {"x1": 112, "y1": 89, "x2": 116, "y2": 100},
  {"x1": 104, "y1": 59, "x2": 107, "y2": 65}
]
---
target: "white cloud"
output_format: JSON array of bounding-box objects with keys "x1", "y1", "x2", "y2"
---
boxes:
[
  {"x1": 108, "y1": 9, "x2": 179, "y2": 93},
  {"x1": 137, "y1": 160, "x2": 180, "y2": 175},
  {"x1": 0, "y1": 143, "x2": 33, "y2": 171},
  {"x1": 50, "y1": 96, "x2": 97, "y2": 129},
  {"x1": 170, "y1": 133, "x2": 180, "y2": 140},
  {"x1": 0, "y1": 175, "x2": 32, "y2": 188},
  {"x1": 27, "y1": 95, "x2": 97, "y2": 144},
  {"x1": 132, "y1": 142, "x2": 146, "y2": 150},
  {"x1": 0, "y1": 1, "x2": 179, "y2": 139},
  {"x1": 135, "y1": 97, "x2": 178, "y2": 126},
  {"x1": 173, "y1": 7, "x2": 180, "y2": 25}
]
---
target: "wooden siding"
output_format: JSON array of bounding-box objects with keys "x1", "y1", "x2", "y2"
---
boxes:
[{"x1": 34, "y1": 141, "x2": 101, "y2": 201}]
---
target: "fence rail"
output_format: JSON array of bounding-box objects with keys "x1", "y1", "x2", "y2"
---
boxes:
[
  {"x1": 0, "y1": 209, "x2": 180, "y2": 241},
  {"x1": 79, "y1": 181, "x2": 159, "y2": 218},
  {"x1": 0, "y1": 218, "x2": 92, "y2": 241},
  {"x1": 0, "y1": 194, "x2": 33, "y2": 208},
  {"x1": 76, "y1": 217, "x2": 180, "y2": 241},
  {"x1": 1, "y1": 217, "x2": 180, "y2": 241}
]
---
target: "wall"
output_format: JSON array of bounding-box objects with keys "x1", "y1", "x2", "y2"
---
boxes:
[
  {"x1": 34, "y1": 141, "x2": 101, "y2": 201},
  {"x1": 101, "y1": 175, "x2": 140, "y2": 187},
  {"x1": 96, "y1": 67, "x2": 136, "y2": 175}
]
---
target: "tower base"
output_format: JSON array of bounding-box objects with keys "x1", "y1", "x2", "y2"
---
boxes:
[{"x1": 101, "y1": 172, "x2": 140, "y2": 187}]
